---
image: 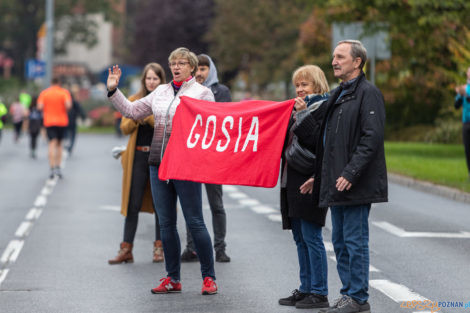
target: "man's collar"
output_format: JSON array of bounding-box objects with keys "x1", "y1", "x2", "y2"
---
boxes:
[
  {"x1": 340, "y1": 76, "x2": 359, "y2": 89},
  {"x1": 340, "y1": 72, "x2": 365, "y2": 90}
]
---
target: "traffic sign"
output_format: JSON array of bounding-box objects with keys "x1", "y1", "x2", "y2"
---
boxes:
[{"x1": 25, "y1": 59, "x2": 46, "y2": 79}]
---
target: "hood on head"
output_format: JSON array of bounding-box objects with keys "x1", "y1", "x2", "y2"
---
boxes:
[{"x1": 199, "y1": 54, "x2": 219, "y2": 87}]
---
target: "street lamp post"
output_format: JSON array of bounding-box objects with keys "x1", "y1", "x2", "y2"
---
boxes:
[{"x1": 45, "y1": 0, "x2": 54, "y2": 88}]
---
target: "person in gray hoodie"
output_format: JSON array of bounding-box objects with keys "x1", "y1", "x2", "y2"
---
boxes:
[{"x1": 181, "y1": 54, "x2": 232, "y2": 263}]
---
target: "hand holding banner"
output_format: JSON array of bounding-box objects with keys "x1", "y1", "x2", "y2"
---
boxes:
[{"x1": 158, "y1": 96, "x2": 294, "y2": 187}]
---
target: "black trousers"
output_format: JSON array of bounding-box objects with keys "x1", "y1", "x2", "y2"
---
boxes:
[
  {"x1": 185, "y1": 184, "x2": 227, "y2": 252},
  {"x1": 123, "y1": 150, "x2": 160, "y2": 243},
  {"x1": 30, "y1": 131, "x2": 39, "y2": 151},
  {"x1": 463, "y1": 122, "x2": 470, "y2": 174},
  {"x1": 13, "y1": 121, "x2": 23, "y2": 140}
]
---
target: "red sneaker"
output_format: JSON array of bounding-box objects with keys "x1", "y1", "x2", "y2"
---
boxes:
[
  {"x1": 151, "y1": 277, "x2": 182, "y2": 294},
  {"x1": 201, "y1": 277, "x2": 217, "y2": 295}
]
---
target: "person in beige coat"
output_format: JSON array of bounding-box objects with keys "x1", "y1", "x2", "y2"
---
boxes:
[{"x1": 108, "y1": 63, "x2": 166, "y2": 264}]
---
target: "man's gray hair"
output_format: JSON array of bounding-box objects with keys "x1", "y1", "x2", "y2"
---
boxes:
[{"x1": 337, "y1": 40, "x2": 367, "y2": 70}]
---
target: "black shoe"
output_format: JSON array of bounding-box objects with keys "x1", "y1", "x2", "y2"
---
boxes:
[
  {"x1": 278, "y1": 289, "x2": 308, "y2": 306},
  {"x1": 55, "y1": 167, "x2": 63, "y2": 179},
  {"x1": 181, "y1": 248, "x2": 198, "y2": 262},
  {"x1": 325, "y1": 296, "x2": 370, "y2": 313},
  {"x1": 215, "y1": 250, "x2": 231, "y2": 262},
  {"x1": 295, "y1": 293, "x2": 329, "y2": 309}
]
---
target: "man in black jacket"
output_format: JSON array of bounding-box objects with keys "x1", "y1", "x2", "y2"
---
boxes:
[
  {"x1": 317, "y1": 40, "x2": 388, "y2": 313},
  {"x1": 181, "y1": 54, "x2": 232, "y2": 263}
]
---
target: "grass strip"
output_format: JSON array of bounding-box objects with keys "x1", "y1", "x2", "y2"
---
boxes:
[{"x1": 385, "y1": 142, "x2": 470, "y2": 193}]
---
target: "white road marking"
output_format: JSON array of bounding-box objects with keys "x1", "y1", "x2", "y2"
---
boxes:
[
  {"x1": 26, "y1": 208, "x2": 42, "y2": 220},
  {"x1": 250, "y1": 205, "x2": 277, "y2": 214},
  {"x1": 223, "y1": 185, "x2": 239, "y2": 192},
  {"x1": 99, "y1": 205, "x2": 121, "y2": 212},
  {"x1": 324, "y1": 241, "x2": 334, "y2": 252},
  {"x1": 46, "y1": 177, "x2": 58, "y2": 187},
  {"x1": 373, "y1": 221, "x2": 470, "y2": 238},
  {"x1": 34, "y1": 195, "x2": 47, "y2": 207},
  {"x1": 228, "y1": 192, "x2": 248, "y2": 199},
  {"x1": 267, "y1": 214, "x2": 282, "y2": 222},
  {"x1": 370, "y1": 279, "x2": 428, "y2": 302},
  {"x1": 0, "y1": 269, "x2": 10, "y2": 286},
  {"x1": 223, "y1": 204, "x2": 246, "y2": 210},
  {"x1": 15, "y1": 222, "x2": 33, "y2": 238},
  {"x1": 40, "y1": 186, "x2": 53, "y2": 196},
  {"x1": 1, "y1": 240, "x2": 24, "y2": 263},
  {"x1": 238, "y1": 198, "x2": 260, "y2": 206},
  {"x1": 0, "y1": 153, "x2": 66, "y2": 288}
]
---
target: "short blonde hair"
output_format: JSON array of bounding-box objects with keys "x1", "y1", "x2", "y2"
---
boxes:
[
  {"x1": 168, "y1": 47, "x2": 198, "y2": 76},
  {"x1": 292, "y1": 65, "x2": 329, "y2": 94}
]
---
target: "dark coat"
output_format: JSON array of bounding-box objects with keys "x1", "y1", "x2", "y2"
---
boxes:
[
  {"x1": 210, "y1": 83, "x2": 232, "y2": 103},
  {"x1": 28, "y1": 108, "x2": 43, "y2": 134},
  {"x1": 280, "y1": 97, "x2": 329, "y2": 229},
  {"x1": 67, "y1": 99, "x2": 86, "y2": 128},
  {"x1": 313, "y1": 72, "x2": 388, "y2": 208}
]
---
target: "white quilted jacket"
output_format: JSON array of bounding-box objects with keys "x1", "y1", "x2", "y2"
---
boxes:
[{"x1": 109, "y1": 77, "x2": 215, "y2": 164}]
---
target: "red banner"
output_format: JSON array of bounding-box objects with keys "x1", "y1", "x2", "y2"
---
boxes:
[{"x1": 158, "y1": 96, "x2": 294, "y2": 187}]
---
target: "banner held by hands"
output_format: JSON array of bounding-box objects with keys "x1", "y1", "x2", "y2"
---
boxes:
[{"x1": 158, "y1": 96, "x2": 294, "y2": 187}]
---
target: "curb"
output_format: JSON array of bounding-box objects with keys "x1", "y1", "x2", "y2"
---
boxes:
[{"x1": 388, "y1": 173, "x2": 470, "y2": 204}]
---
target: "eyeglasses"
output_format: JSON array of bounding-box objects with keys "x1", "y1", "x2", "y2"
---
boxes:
[{"x1": 169, "y1": 61, "x2": 190, "y2": 68}]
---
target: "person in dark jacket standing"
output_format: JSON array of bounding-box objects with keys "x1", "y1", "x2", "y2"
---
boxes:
[
  {"x1": 278, "y1": 65, "x2": 330, "y2": 309},
  {"x1": 65, "y1": 86, "x2": 86, "y2": 154},
  {"x1": 316, "y1": 40, "x2": 387, "y2": 313},
  {"x1": 28, "y1": 97, "x2": 43, "y2": 159},
  {"x1": 181, "y1": 54, "x2": 232, "y2": 263}
]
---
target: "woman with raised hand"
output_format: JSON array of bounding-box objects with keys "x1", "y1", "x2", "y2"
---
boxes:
[
  {"x1": 278, "y1": 65, "x2": 330, "y2": 309},
  {"x1": 107, "y1": 48, "x2": 218, "y2": 295},
  {"x1": 108, "y1": 63, "x2": 166, "y2": 265}
]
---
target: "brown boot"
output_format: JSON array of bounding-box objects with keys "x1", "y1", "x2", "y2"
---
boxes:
[
  {"x1": 153, "y1": 240, "x2": 164, "y2": 263},
  {"x1": 108, "y1": 242, "x2": 133, "y2": 264}
]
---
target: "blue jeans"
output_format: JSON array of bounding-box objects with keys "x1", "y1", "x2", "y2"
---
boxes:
[
  {"x1": 149, "y1": 165, "x2": 215, "y2": 281},
  {"x1": 291, "y1": 218, "x2": 328, "y2": 295},
  {"x1": 330, "y1": 204, "x2": 371, "y2": 304}
]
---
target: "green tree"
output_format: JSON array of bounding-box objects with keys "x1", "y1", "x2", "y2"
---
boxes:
[
  {"x1": 207, "y1": 0, "x2": 314, "y2": 95},
  {"x1": 0, "y1": 0, "x2": 116, "y2": 79},
  {"x1": 128, "y1": 0, "x2": 213, "y2": 69},
  {"x1": 302, "y1": 0, "x2": 470, "y2": 130}
]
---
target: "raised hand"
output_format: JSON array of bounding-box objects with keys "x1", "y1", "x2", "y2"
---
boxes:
[
  {"x1": 294, "y1": 97, "x2": 307, "y2": 112},
  {"x1": 456, "y1": 85, "x2": 466, "y2": 96},
  {"x1": 107, "y1": 65, "x2": 122, "y2": 91}
]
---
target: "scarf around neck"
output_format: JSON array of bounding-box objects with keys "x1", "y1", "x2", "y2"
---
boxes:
[
  {"x1": 172, "y1": 76, "x2": 193, "y2": 90},
  {"x1": 305, "y1": 93, "x2": 329, "y2": 107}
]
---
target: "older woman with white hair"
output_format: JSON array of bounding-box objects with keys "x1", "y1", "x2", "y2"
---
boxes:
[{"x1": 107, "y1": 47, "x2": 218, "y2": 295}]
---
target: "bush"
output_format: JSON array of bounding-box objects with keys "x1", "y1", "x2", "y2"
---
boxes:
[
  {"x1": 386, "y1": 124, "x2": 434, "y2": 142},
  {"x1": 87, "y1": 105, "x2": 116, "y2": 127},
  {"x1": 424, "y1": 119, "x2": 462, "y2": 144}
]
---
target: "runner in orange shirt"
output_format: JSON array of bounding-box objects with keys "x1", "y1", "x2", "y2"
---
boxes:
[{"x1": 37, "y1": 77, "x2": 72, "y2": 179}]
